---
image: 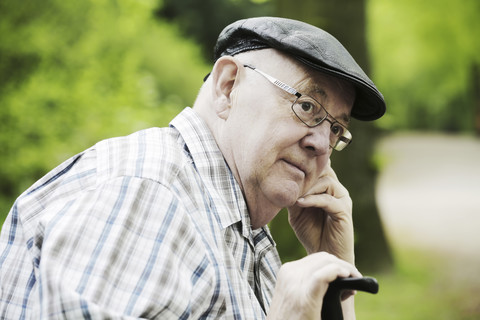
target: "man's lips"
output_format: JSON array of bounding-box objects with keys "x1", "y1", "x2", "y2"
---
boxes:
[{"x1": 282, "y1": 159, "x2": 307, "y2": 177}]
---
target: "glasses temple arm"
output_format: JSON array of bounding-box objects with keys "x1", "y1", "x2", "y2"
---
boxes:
[{"x1": 244, "y1": 65, "x2": 301, "y2": 98}]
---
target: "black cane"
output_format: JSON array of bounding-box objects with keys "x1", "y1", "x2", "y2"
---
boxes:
[{"x1": 321, "y1": 276, "x2": 379, "y2": 320}]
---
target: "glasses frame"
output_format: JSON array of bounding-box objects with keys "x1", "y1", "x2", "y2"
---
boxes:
[{"x1": 243, "y1": 64, "x2": 352, "y2": 151}]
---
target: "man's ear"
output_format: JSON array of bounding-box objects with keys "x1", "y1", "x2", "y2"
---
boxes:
[{"x1": 210, "y1": 56, "x2": 242, "y2": 120}]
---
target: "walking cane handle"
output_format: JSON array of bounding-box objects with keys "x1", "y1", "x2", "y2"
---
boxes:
[{"x1": 321, "y1": 276, "x2": 379, "y2": 320}]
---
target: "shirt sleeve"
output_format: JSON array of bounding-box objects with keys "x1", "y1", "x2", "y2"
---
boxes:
[{"x1": 30, "y1": 176, "x2": 220, "y2": 319}]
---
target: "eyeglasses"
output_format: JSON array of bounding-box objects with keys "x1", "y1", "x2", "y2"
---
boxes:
[{"x1": 243, "y1": 64, "x2": 352, "y2": 151}]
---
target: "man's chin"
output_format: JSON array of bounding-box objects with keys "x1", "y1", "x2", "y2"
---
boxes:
[{"x1": 270, "y1": 185, "x2": 301, "y2": 208}]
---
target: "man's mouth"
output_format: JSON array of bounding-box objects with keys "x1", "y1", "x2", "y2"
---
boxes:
[{"x1": 282, "y1": 159, "x2": 306, "y2": 177}]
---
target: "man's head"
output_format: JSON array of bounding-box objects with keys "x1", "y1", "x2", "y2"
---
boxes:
[
  {"x1": 194, "y1": 17, "x2": 385, "y2": 228},
  {"x1": 213, "y1": 17, "x2": 386, "y2": 121}
]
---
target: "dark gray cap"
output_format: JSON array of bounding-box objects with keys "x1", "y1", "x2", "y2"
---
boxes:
[{"x1": 214, "y1": 17, "x2": 386, "y2": 121}]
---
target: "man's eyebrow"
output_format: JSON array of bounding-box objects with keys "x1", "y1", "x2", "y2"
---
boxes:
[
  {"x1": 339, "y1": 113, "x2": 351, "y2": 125},
  {"x1": 311, "y1": 86, "x2": 327, "y2": 100}
]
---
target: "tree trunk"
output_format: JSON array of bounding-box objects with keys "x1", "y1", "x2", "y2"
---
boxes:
[{"x1": 273, "y1": 0, "x2": 393, "y2": 272}]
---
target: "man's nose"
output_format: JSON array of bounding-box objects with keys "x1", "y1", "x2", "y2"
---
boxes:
[{"x1": 300, "y1": 122, "x2": 331, "y2": 155}]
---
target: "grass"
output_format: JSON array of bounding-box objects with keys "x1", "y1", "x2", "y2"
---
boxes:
[{"x1": 355, "y1": 247, "x2": 480, "y2": 319}]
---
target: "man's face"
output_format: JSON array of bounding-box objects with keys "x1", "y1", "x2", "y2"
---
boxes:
[{"x1": 218, "y1": 52, "x2": 355, "y2": 227}]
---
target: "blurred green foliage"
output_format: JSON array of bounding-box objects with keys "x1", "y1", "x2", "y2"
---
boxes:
[
  {"x1": 0, "y1": 0, "x2": 210, "y2": 216},
  {"x1": 368, "y1": 0, "x2": 480, "y2": 132}
]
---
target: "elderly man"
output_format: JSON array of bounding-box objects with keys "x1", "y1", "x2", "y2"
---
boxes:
[{"x1": 0, "y1": 17, "x2": 385, "y2": 319}]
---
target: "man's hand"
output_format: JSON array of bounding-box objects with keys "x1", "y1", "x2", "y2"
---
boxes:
[
  {"x1": 267, "y1": 252, "x2": 360, "y2": 320},
  {"x1": 287, "y1": 160, "x2": 354, "y2": 263}
]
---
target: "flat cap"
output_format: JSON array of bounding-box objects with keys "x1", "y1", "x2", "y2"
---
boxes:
[{"x1": 214, "y1": 17, "x2": 386, "y2": 121}]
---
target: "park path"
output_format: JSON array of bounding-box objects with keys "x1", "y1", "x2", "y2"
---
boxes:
[{"x1": 375, "y1": 132, "x2": 480, "y2": 277}]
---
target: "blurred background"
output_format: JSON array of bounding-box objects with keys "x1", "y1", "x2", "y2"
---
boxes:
[{"x1": 1, "y1": 0, "x2": 479, "y2": 318}]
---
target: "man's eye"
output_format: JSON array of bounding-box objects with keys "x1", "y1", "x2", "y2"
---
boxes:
[
  {"x1": 331, "y1": 123, "x2": 344, "y2": 136},
  {"x1": 300, "y1": 102, "x2": 315, "y2": 113}
]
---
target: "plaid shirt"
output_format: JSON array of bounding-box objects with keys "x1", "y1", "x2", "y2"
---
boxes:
[{"x1": 0, "y1": 108, "x2": 281, "y2": 319}]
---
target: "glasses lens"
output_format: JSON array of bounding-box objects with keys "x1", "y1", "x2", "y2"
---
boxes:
[
  {"x1": 331, "y1": 126, "x2": 352, "y2": 151},
  {"x1": 292, "y1": 96, "x2": 327, "y2": 127},
  {"x1": 330, "y1": 122, "x2": 345, "y2": 138}
]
